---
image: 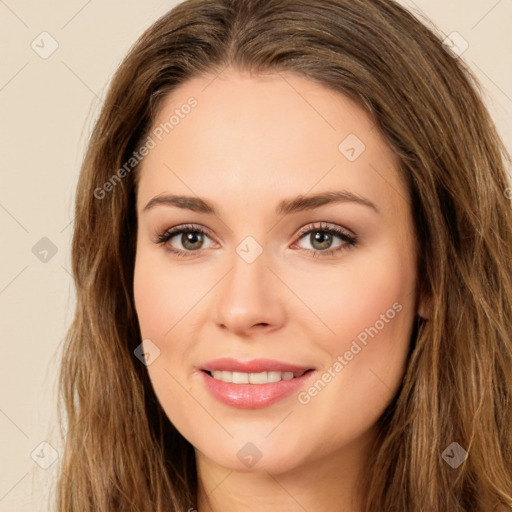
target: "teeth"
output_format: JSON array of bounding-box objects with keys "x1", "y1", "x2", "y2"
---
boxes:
[{"x1": 209, "y1": 370, "x2": 306, "y2": 384}]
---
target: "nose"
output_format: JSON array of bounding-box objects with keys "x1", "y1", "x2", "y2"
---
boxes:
[{"x1": 213, "y1": 246, "x2": 285, "y2": 337}]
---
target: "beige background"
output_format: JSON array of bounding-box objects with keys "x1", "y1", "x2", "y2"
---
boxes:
[{"x1": 0, "y1": 1, "x2": 511, "y2": 510}]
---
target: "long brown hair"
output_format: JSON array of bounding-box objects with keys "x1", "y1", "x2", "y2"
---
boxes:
[{"x1": 56, "y1": 0, "x2": 512, "y2": 510}]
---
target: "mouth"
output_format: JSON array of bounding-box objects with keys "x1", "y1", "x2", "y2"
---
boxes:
[
  {"x1": 199, "y1": 358, "x2": 317, "y2": 409},
  {"x1": 201, "y1": 369, "x2": 314, "y2": 384}
]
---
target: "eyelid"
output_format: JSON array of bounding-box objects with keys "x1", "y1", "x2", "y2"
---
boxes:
[
  {"x1": 154, "y1": 223, "x2": 216, "y2": 244},
  {"x1": 155, "y1": 222, "x2": 354, "y2": 242},
  {"x1": 294, "y1": 222, "x2": 355, "y2": 239}
]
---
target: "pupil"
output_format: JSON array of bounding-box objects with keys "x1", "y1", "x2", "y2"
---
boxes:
[
  {"x1": 183, "y1": 231, "x2": 203, "y2": 250},
  {"x1": 313, "y1": 231, "x2": 331, "y2": 250}
]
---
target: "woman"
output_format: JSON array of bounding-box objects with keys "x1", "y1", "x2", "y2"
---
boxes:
[{"x1": 56, "y1": 0, "x2": 512, "y2": 510}]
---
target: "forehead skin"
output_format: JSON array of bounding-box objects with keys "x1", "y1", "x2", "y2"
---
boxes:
[{"x1": 136, "y1": 70, "x2": 410, "y2": 231}]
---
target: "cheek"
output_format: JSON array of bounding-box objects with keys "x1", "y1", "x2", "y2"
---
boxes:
[
  {"x1": 133, "y1": 246, "x2": 195, "y2": 340},
  {"x1": 133, "y1": 250, "x2": 198, "y2": 432},
  {"x1": 298, "y1": 243, "x2": 414, "y2": 350},
  {"x1": 295, "y1": 241, "x2": 416, "y2": 409},
  {"x1": 133, "y1": 247, "x2": 205, "y2": 386},
  {"x1": 134, "y1": 260, "x2": 167, "y2": 340},
  {"x1": 297, "y1": 245, "x2": 416, "y2": 427}
]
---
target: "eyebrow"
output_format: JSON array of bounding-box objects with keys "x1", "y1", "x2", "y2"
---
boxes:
[{"x1": 142, "y1": 190, "x2": 379, "y2": 215}]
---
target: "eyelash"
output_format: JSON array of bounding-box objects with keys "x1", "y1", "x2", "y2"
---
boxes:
[{"x1": 155, "y1": 222, "x2": 358, "y2": 259}]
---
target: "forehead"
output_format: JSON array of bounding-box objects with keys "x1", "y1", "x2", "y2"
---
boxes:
[{"x1": 136, "y1": 70, "x2": 407, "y2": 216}]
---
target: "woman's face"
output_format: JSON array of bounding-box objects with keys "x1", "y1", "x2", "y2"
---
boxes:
[{"x1": 133, "y1": 69, "x2": 424, "y2": 475}]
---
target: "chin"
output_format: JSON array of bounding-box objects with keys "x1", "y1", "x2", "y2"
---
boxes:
[{"x1": 194, "y1": 436, "x2": 308, "y2": 475}]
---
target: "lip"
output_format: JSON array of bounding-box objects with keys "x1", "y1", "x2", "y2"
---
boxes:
[
  {"x1": 199, "y1": 358, "x2": 317, "y2": 409},
  {"x1": 200, "y1": 358, "x2": 314, "y2": 373}
]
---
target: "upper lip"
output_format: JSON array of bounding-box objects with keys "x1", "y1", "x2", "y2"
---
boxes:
[{"x1": 200, "y1": 358, "x2": 314, "y2": 373}]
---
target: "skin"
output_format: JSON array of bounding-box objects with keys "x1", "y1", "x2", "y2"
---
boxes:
[{"x1": 133, "y1": 69, "x2": 428, "y2": 512}]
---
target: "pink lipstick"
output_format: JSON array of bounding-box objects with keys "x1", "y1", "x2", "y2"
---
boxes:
[{"x1": 199, "y1": 358, "x2": 316, "y2": 409}]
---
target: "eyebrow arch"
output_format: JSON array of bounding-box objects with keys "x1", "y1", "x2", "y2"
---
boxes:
[{"x1": 142, "y1": 190, "x2": 379, "y2": 215}]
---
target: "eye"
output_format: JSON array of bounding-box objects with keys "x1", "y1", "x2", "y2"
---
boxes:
[
  {"x1": 292, "y1": 222, "x2": 358, "y2": 258},
  {"x1": 155, "y1": 223, "x2": 216, "y2": 258}
]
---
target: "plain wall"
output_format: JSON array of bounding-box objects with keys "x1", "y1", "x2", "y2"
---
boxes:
[{"x1": 0, "y1": 1, "x2": 511, "y2": 510}]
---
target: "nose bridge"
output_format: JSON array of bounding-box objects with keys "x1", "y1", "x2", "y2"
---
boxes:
[
  {"x1": 224, "y1": 235, "x2": 271, "y2": 306},
  {"x1": 213, "y1": 234, "x2": 283, "y2": 333}
]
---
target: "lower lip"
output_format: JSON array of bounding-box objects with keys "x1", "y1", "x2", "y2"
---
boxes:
[{"x1": 200, "y1": 370, "x2": 316, "y2": 409}]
